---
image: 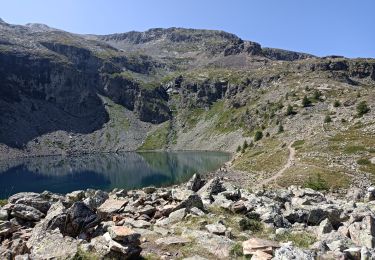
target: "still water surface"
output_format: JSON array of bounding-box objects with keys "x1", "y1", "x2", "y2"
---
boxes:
[{"x1": 0, "y1": 151, "x2": 230, "y2": 198}]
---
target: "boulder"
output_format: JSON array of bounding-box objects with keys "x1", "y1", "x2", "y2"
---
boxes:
[
  {"x1": 175, "y1": 194, "x2": 204, "y2": 211},
  {"x1": 186, "y1": 174, "x2": 204, "y2": 192},
  {"x1": 66, "y1": 190, "x2": 85, "y2": 203},
  {"x1": 197, "y1": 177, "x2": 224, "y2": 204},
  {"x1": 65, "y1": 202, "x2": 100, "y2": 237},
  {"x1": 107, "y1": 226, "x2": 141, "y2": 244},
  {"x1": 83, "y1": 190, "x2": 109, "y2": 210},
  {"x1": 317, "y1": 218, "x2": 333, "y2": 237},
  {"x1": 348, "y1": 215, "x2": 375, "y2": 248},
  {"x1": 103, "y1": 232, "x2": 141, "y2": 258},
  {"x1": 11, "y1": 204, "x2": 45, "y2": 222},
  {"x1": 97, "y1": 199, "x2": 127, "y2": 219},
  {"x1": 138, "y1": 205, "x2": 156, "y2": 216},
  {"x1": 242, "y1": 238, "x2": 279, "y2": 256},
  {"x1": 205, "y1": 223, "x2": 227, "y2": 235},
  {"x1": 29, "y1": 229, "x2": 79, "y2": 259},
  {"x1": 156, "y1": 208, "x2": 186, "y2": 226}
]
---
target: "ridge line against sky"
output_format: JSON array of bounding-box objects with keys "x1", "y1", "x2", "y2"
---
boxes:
[{"x1": 0, "y1": 0, "x2": 374, "y2": 58}]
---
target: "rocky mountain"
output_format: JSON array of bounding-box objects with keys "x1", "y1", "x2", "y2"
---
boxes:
[{"x1": 0, "y1": 18, "x2": 375, "y2": 191}]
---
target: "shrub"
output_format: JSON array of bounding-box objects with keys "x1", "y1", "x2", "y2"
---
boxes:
[
  {"x1": 357, "y1": 158, "x2": 371, "y2": 165},
  {"x1": 230, "y1": 243, "x2": 243, "y2": 258},
  {"x1": 278, "y1": 124, "x2": 284, "y2": 133},
  {"x1": 333, "y1": 100, "x2": 341, "y2": 107},
  {"x1": 313, "y1": 90, "x2": 322, "y2": 101},
  {"x1": 236, "y1": 145, "x2": 241, "y2": 153},
  {"x1": 357, "y1": 101, "x2": 370, "y2": 117},
  {"x1": 324, "y1": 115, "x2": 332, "y2": 123},
  {"x1": 265, "y1": 132, "x2": 270, "y2": 137},
  {"x1": 302, "y1": 95, "x2": 311, "y2": 107},
  {"x1": 243, "y1": 140, "x2": 249, "y2": 150},
  {"x1": 286, "y1": 105, "x2": 295, "y2": 116},
  {"x1": 254, "y1": 131, "x2": 263, "y2": 142},
  {"x1": 0, "y1": 199, "x2": 7, "y2": 207}
]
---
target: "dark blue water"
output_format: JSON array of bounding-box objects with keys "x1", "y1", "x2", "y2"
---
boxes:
[{"x1": 0, "y1": 151, "x2": 230, "y2": 198}]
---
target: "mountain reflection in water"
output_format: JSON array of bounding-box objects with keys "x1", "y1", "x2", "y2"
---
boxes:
[{"x1": 0, "y1": 151, "x2": 230, "y2": 198}]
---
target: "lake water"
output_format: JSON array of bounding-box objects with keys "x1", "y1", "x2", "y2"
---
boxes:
[{"x1": 0, "y1": 151, "x2": 230, "y2": 199}]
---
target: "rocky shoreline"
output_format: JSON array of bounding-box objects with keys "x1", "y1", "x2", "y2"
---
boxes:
[{"x1": 1, "y1": 174, "x2": 375, "y2": 259}]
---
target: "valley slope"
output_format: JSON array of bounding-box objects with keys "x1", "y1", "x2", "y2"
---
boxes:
[{"x1": 0, "y1": 19, "x2": 374, "y2": 190}]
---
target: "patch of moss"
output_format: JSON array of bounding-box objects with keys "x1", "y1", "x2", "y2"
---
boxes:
[{"x1": 0, "y1": 199, "x2": 7, "y2": 207}]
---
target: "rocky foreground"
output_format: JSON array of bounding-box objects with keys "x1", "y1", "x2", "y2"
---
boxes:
[{"x1": 1, "y1": 175, "x2": 375, "y2": 259}]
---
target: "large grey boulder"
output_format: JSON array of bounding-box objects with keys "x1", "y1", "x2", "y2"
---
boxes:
[
  {"x1": 29, "y1": 229, "x2": 79, "y2": 259},
  {"x1": 348, "y1": 215, "x2": 375, "y2": 248},
  {"x1": 65, "y1": 202, "x2": 100, "y2": 237},
  {"x1": 11, "y1": 204, "x2": 45, "y2": 222},
  {"x1": 186, "y1": 173, "x2": 204, "y2": 192},
  {"x1": 197, "y1": 177, "x2": 225, "y2": 204}
]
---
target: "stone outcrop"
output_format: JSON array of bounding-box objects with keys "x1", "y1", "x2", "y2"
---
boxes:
[{"x1": 2, "y1": 175, "x2": 375, "y2": 259}]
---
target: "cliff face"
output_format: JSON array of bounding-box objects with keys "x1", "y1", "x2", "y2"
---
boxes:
[{"x1": 0, "y1": 19, "x2": 374, "y2": 159}]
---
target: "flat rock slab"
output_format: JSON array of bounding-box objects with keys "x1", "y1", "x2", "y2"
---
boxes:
[
  {"x1": 205, "y1": 223, "x2": 226, "y2": 235},
  {"x1": 108, "y1": 226, "x2": 140, "y2": 243},
  {"x1": 155, "y1": 236, "x2": 191, "y2": 245},
  {"x1": 97, "y1": 199, "x2": 127, "y2": 218},
  {"x1": 242, "y1": 238, "x2": 280, "y2": 255}
]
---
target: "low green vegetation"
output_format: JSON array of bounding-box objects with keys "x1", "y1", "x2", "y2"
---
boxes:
[
  {"x1": 276, "y1": 231, "x2": 316, "y2": 248},
  {"x1": 286, "y1": 104, "x2": 296, "y2": 116},
  {"x1": 139, "y1": 122, "x2": 170, "y2": 150},
  {"x1": 304, "y1": 173, "x2": 329, "y2": 191},
  {"x1": 333, "y1": 100, "x2": 341, "y2": 107},
  {"x1": 302, "y1": 95, "x2": 311, "y2": 107},
  {"x1": 357, "y1": 158, "x2": 371, "y2": 165},
  {"x1": 324, "y1": 115, "x2": 332, "y2": 123},
  {"x1": 357, "y1": 101, "x2": 370, "y2": 117},
  {"x1": 0, "y1": 199, "x2": 7, "y2": 207},
  {"x1": 254, "y1": 131, "x2": 263, "y2": 142}
]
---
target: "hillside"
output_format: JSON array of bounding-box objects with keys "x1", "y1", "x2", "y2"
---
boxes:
[{"x1": 0, "y1": 19, "x2": 374, "y2": 191}]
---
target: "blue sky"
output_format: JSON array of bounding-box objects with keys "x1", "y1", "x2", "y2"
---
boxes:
[{"x1": 1, "y1": 0, "x2": 374, "y2": 58}]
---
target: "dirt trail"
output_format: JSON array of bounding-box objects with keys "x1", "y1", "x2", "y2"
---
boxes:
[{"x1": 256, "y1": 141, "x2": 296, "y2": 188}]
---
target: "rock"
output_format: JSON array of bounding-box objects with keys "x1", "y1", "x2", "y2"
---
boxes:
[
  {"x1": 143, "y1": 186, "x2": 157, "y2": 194},
  {"x1": 124, "y1": 218, "x2": 151, "y2": 229},
  {"x1": 348, "y1": 215, "x2": 375, "y2": 248},
  {"x1": 366, "y1": 187, "x2": 375, "y2": 202},
  {"x1": 251, "y1": 250, "x2": 273, "y2": 260},
  {"x1": 12, "y1": 204, "x2": 45, "y2": 221},
  {"x1": 175, "y1": 194, "x2": 204, "y2": 211},
  {"x1": 212, "y1": 194, "x2": 232, "y2": 209},
  {"x1": 273, "y1": 244, "x2": 315, "y2": 260},
  {"x1": 29, "y1": 229, "x2": 79, "y2": 259},
  {"x1": 205, "y1": 223, "x2": 227, "y2": 235},
  {"x1": 186, "y1": 174, "x2": 204, "y2": 192},
  {"x1": 14, "y1": 254, "x2": 30, "y2": 260},
  {"x1": 197, "y1": 177, "x2": 225, "y2": 205},
  {"x1": 343, "y1": 247, "x2": 361, "y2": 259},
  {"x1": 153, "y1": 226, "x2": 171, "y2": 236},
  {"x1": 65, "y1": 202, "x2": 100, "y2": 237},
  {"x1": 182, "y1": 229, "x2": 234, "y2": 259},
  {"x1": 242, "y1": 238, "x2": 280, "y2": 256},
  {"x1": 317, "y1": 218, "x2": 333, "y2": 237},
  {"x1": 0, "y1": 220, "x2": 17, "y2": 237},
  {"x1": 103, "y1": 232, "x2": 141, "y2": 258},
  {"x1": 155, "y1": 236, "x2": 191, "y2": 245},
  {"x1": 190, "y1": 207, "x2": 205, "y2": 216},
  {"x1": 138, "y1": 205, "x2": 156, "y2": 216},
  {"x1": 83, "y1": 190, "x2": 109, "y2": 210},
  {"x1": 108, "y1": 226, "x2": 141, "y2": 243},
  {"x1": 172, "y1": 188, "x2": 195, "y2": 201},
  {"x1": 66, "y1": 190, "x2": 85, "y2": 202},
  {"x1": 156, "y1": 208, "x2": 186, "y2": 226},
  {"x1": 0, "y1": 209, "x2": 8, "y2": 221},
  {"x1": 97, "y1": 199, "x2": 127, "y2": 219},
  {"x1": 230, "y1": 200, "x2": 247, "y2": 213}
]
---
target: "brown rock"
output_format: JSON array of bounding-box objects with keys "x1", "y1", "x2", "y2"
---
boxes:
[
  {"x1": 97, "y1": 199, "x2": 127, "y2": 219},
  {"x1": 242, "y1": 238, "x2": 280, "y2": 256}
]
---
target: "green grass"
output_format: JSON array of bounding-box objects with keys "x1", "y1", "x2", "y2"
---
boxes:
[
  {"x1": 139, "y1": 122, "x2": 170, "y2": 150},
  {"x1": 0, "y1": 199, "x2": 7, "y2": 207},
  {"x1": 292, "y1": 140, "x2": 305, "y2": 149},
  {"x1": 275, "y1": 231, "x2": 316, "y2": 248},
  {"x1": 357, "y1": 158, "x2": 371, "y2": 165},
  {"x1": 344, "y1": 145, "x2": 367, "y2": 154}
]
